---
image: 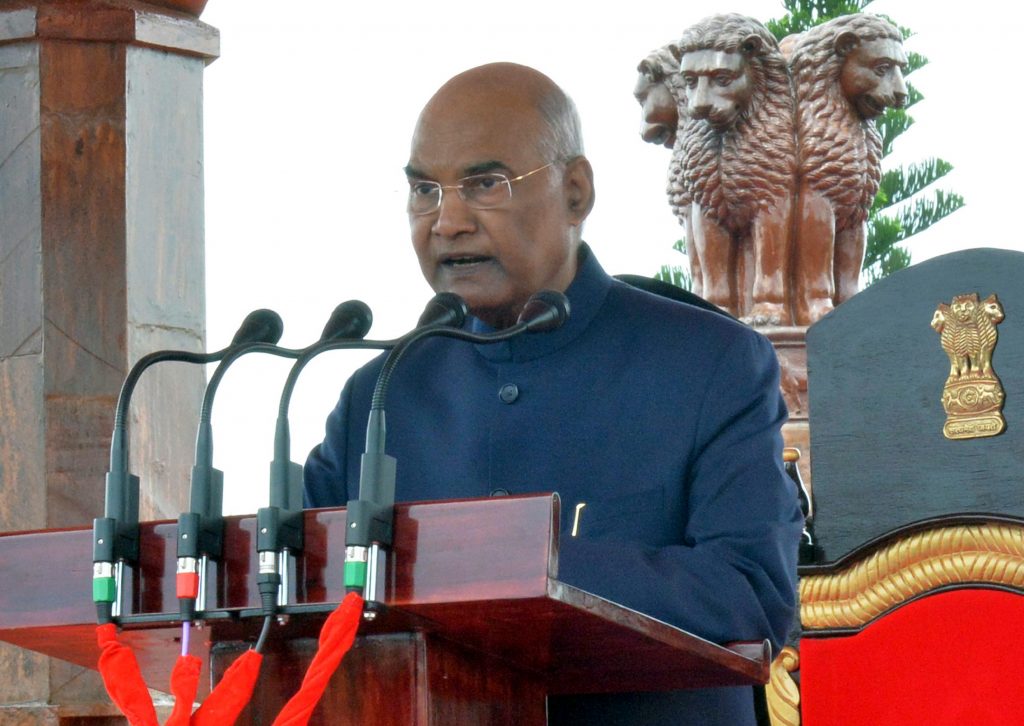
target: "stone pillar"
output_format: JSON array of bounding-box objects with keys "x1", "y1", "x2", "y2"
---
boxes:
[{"x1": 0, "y1": 1, "x2": 217, "y2": 719}]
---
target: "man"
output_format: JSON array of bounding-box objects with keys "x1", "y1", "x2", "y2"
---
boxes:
[{"x1": 305, "y1": 62, "x2": 802, "y2": 725}]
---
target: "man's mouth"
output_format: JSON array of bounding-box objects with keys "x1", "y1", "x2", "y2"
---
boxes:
[{"x1": 441, "y1": 255, "x2": 493, "y2": 269}]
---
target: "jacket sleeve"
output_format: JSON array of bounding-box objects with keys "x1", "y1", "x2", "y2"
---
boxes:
[{"x1": 557, "y1": 330, "x2": 803, "y2": 653}]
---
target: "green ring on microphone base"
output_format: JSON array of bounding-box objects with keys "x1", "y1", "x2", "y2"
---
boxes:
[
  {"x1": 93, "y1": 577, "x2": 117, "y2": 603},
  {"x1": 344, "y1": 561, "x2": 367, "y2": 590}
]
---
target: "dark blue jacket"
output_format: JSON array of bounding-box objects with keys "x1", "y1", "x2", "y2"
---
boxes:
[{"x1": 305, "y1": 246, "x2": 803, "y2": 724}]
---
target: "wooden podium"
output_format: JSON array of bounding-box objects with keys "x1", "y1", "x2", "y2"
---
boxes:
[{"x1": 0, "y1": 494, "x2": 768, "y2": 724}]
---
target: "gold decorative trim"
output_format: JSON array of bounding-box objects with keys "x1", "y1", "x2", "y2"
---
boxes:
[
  {"x1": 801, "y1": 524, "x2": 1024, "y2": 629},
  {"x1": 766, "y1": 646, "x2": 801, "y2": 726}
]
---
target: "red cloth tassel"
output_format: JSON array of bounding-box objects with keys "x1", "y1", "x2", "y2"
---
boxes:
[
  {"x1": 166, "y1": 655, "x2": 202, "y2": 726},
  {"x1": 191, "y1": 649, "x2": 263, "y2": 726},
  {"x1": 97, "y1": 595, "x2": 360, "y2": 726},
  {"x1": 96, "y1": 623, "x2": 160, "y2": 726},
  {"x1": 271, "y1": 593, "x2": 364, "y2": 726},
  {"x1": 97, "y1": 625, "x2": 261, "y2": 726}
]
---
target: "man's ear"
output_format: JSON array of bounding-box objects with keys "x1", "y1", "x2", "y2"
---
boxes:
[{"x1": 563, "y1": 156, "x2": 595, "y2": 227}]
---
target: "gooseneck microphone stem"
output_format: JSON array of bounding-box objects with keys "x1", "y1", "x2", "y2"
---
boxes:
[
  {"x1": 111, "y1": 350, "x2": 218, "y2": 468},
  {"x1": 258, "y1": 301, "x2": 381, "y2": 618},
  {"x1": 179, "y1": 341, "x2": 304, "y2": 622},
  {"x1": 342, "y1": 293, "x2": 470, "y2": 616},
  {"x1": 176, "y1": 310, "x2": 288, "y2": 624},
  {"x1": 345, "y1": 291, "x2": 569, "y2": 619},
  {"x1": 369, "y1": 290, "x2": 567, "y2": 415},
  {"x1": 369, "y1": 321, "x2": 523, "y2": 412},
  {"x1": 94, "y1": 308, "x2": 283, "y2": 625}
]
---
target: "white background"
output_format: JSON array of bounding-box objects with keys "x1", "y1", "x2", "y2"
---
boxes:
[{"x1": 198, "y1": 1, "x2": 1023, "y2": 513}]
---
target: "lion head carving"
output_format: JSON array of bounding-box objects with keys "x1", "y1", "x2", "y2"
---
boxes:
[
  {"x1": 670, "y1": 13, "x2": 796, "y2": 235},
  {"x1": 788, "y1": 14, "x2": 907, "y2": 230},
  {"x1": 634, "y1": 46, "x2": 680, "y2": 149},
  {"x1": 633, "y1": 45, "x2": 691, "y2": 227}
]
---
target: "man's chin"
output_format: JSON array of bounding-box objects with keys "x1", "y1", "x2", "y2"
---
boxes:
[{"x1": 463, "y1": 300, "x2": 522, "y2": 330}]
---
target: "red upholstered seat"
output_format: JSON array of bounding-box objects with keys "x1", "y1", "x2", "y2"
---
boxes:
[{"x1": 800, "y1": 588, "x2": 1024, "y2": 725}]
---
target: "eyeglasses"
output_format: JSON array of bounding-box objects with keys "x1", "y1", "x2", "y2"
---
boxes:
[{"x1": 407, "y1": 162, "x2": 555, "y2": 215}]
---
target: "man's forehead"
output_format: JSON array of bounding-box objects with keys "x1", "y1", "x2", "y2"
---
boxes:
[{"x1": 406, "y1": 99, "x2": 544, "y2": 178}]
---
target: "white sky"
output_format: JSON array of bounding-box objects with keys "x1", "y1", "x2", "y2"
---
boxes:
[{"x1": 199, "y1": 1, "x2": 1024, "y2": 514}]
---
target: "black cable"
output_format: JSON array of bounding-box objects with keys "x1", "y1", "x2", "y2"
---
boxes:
[{"x1": 255, "y1": 614, "x2": 274, "y2": 654}]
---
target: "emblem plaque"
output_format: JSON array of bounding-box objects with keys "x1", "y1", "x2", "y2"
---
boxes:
[{"x1": 930, "y1": 293, "x2": 1006, "y2": 439}]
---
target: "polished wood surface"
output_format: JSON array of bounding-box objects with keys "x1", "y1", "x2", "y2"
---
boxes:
[
  {"x1": 0, "y1": 493, "x2": 768, "y2": 710},
  {"x1": 220, "y1": 632, "x2": 548, "y2": 726}
]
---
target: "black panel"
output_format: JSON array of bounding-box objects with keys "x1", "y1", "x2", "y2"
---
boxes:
[{"x1": 807, "y1": 248, "x2": 1024, "y2": 563}]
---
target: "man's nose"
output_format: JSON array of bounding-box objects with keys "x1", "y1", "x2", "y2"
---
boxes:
[{"x1": 431, "y1": 188, "x2": 476, "y2": 238}]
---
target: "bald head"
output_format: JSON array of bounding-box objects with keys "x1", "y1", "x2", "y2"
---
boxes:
[
  {"x1": 415, "y1": 63, "x2": 584, "y2": 163},
  {"x1": 404, "y1": 63, "x2": 595, "y2": 329}
]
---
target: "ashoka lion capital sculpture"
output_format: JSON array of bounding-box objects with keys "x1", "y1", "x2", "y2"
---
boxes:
[
  {"x1": 672, "y1": 14, "x2": 797, "y2": 326},
  {"x1": 788, "y1": 13, "x2": 908, "y2": 325},
  {"x1": 636, "y1": 13, "x2": 908, "y2": 326}
]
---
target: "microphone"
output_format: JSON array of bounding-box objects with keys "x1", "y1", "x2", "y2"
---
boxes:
[
  {"x1": 176, "y1": 311, "x2": 290, "y2": 622},
  {"x1": 253, "y1": 293, "x2": 462, "y2": 619},
  {"x1": 321, "y1": 300, "x2": 374, "y2": 342},
  {"x1": 417, "y1": 291, "x2": 469, "y2": 328},
  {"x1": 270, "y1": 300, "x2": 374, "y2": 494},
  {"x1": 256, "y1": 300, "x2": 376, "y2": 617},
  {"x1": 231, "y1": 308, "x2": 285, "y2": 347},
  {"x1": 344, "y1": 291, "x2": 570, "y2": 616},
  {"x1": 515, "y1": 289, "x2": 569, "y2": 332},
  {"x1": 92, "y1": 308, "x2": 284, "y2": 625}
]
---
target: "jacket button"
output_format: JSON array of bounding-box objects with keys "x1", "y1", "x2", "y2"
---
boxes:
[
  {"x1": 498, "y1": 383, "x2": 519, "y2": 403},
  {"x1": 490, "y1": 488, "x2": 510, "y2": 497}
]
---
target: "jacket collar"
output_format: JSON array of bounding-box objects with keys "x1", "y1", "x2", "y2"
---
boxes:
[{"x1": 472, "y1": 243, "x2": 611, "y2": 363}]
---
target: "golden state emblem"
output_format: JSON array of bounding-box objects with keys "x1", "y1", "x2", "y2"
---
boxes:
[{"x1": 930, "y1": 293, "x2": 1006, "y2": 439}]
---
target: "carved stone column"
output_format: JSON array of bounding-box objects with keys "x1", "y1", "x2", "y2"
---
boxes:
[{"x1": 0, "y1": 1, "x2": 217, "y2": 718}]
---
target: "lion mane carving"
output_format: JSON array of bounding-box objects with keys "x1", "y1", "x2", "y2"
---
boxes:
[
  {"x1": 633, "y1": 45, "x2": 704, "y2": 293},
  {"x1": 788, "y1": 14, "x2": 907, "y2": 324},
  {"x1": 671, "y1": 14, "x2": 797, "y2": 324}
]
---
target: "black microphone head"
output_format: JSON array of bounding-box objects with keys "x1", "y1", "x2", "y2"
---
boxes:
[
  {"x1": 517, "y1": 290, "x2": 570, "y2": 332},
  {"x1": 231, "y1": 308, "x2": 284, "y2": 346},
  {"x1": 417, "y1": 292, "x2": 468, "y2": 328},
  {"x1": 321, "y1": 300, "x2": 373, "y2": 341}
]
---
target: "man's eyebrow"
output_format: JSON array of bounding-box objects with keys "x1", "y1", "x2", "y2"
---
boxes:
[
  {"x1": 464, "y1": 160, "x2": 508, "y2": 176},
  {"x1": 404, "y1": 164, "x2": 427, "y2": 179},
  {"x1": 403, "y1": 160, "x2": 509, "y2": 180}
]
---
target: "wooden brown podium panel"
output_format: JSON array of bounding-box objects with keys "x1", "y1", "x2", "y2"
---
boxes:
[
  {"x1": 402, "y1": 586, "x2": 769, "y2": 694},
  {"x1": 215, "y1": 631, "x2": 547, "y2": 726},
  {"x1": 0, "y1": 494, "x2": 768, "y2": 722}
]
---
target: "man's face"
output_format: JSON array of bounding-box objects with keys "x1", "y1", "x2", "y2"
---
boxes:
[{"x1": 405, "y1": 88, "x2": 583, "y2": 328}]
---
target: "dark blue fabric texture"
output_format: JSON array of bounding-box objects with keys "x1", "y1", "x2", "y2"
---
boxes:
[{"x1": 304, "y1": 246, "x2": 803, "y2": 725}]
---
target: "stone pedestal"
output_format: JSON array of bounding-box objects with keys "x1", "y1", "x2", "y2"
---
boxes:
[
  {"x1": 763, "y1": 327, "x2": 811, "y2": 495},
  {"x1": 0, "y1": 0, "x2": 217, "y2": 718}
]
